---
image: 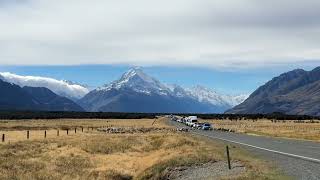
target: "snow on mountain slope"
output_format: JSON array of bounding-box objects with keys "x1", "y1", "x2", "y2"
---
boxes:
[
  {"x1": 186, "y1": 85, "x2": 230, "y2": 107},
  {"x1": 229, "y1": 94, "x2": 250, "y2": 107},
  {"x1": 95, "y1": 68, "x2": 248, "y2": 108},
  {"x1": 166, "y1": 84, "x2": 189, "y2": 98},
  {"x1": 98, "y1": 67, "x2": 172, "y2": 95},
  {"x1": 186, "y1": 85, "x2": 249, "y2": 108},
  {"x1": 0, "y1": 72, "x2": 89, "y2": 100}
]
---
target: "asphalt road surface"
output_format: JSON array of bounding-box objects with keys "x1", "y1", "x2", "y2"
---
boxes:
[{"x1": 170, "y1": 121, "x2": 320, "y2": 180}]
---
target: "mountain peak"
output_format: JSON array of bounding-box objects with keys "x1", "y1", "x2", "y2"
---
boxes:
[
  {"x1": 99, "y1": 67, "x2": 171, "y2": 95},
  {"x1": 119, "y1": 67, "x2": 153, "y2": 84},
  {"x1": 83, "y1": 69, "x2": 249, "y2": 113},
  {"x1": 121, "y1": 67, "x2": 141, "y2": 79}
]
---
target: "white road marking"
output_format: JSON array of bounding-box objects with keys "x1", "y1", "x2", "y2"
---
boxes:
[{"x1": 193, "y1": 132, "x2": 320, "y2": 164}]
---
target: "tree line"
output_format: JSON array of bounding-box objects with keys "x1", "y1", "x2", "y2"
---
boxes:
[
  {"x1": 0, "y1": 111, "x2": 318, "y2": 120},
  {"x1": 0, "y1": 111, "x2": 156, "y2": 120}
]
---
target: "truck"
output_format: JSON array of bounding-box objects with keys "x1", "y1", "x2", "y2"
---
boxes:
[{"x1": 185, "y1": 116, "x2": 198, "y2": 127}]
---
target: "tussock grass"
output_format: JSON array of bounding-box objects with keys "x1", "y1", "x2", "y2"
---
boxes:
[
  {"x1": 54, "y1": 155, "x2": 93, "y2": 177},
  {"x1": 139, "y1": 135, "x2": 290, "y2": 180},
  {"x1": 80, "y1": 135, "x2": 142, "y2": 154},
  {"x1": 0, "y1": 132, "x2": 222, "y2": 179},
  {"x1": 202, "y1": 119, "x2": 320, "y2": 141},
  {"x1": 0, "y1": 118, "x2": 289, "y2": 179},
  {"x1": 0, "y1": 118, "x2": 170, "y2": 131}
]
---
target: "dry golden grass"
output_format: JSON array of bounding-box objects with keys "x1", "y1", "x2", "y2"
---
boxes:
[
  {"x1": 0, "y1": 118, "x2": 170, "y2": 143},
  {"x1": 0, "y1": 118, "x2": 169, "y2": 130},
  {"x1": 201, "y1": 119, "x2": 320, "y2": 141},
  {"x1": 0, "y1": 118, "x2": 287, "y2": 180}
]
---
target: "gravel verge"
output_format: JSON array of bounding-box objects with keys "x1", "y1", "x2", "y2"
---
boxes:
[{"x1": 165, "y1": 161, "x2": 245, "y2": 180}]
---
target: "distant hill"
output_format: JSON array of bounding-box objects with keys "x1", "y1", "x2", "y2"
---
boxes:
[
  {"x1": 79, "y1": 67, "x2": 247, "y2": 113},
  {"x1": 226, "y1": 67, "x2": 320, "y2": 116},
  {"x1": 0, "y1": 78, "x2": 84, "y2": 111}
]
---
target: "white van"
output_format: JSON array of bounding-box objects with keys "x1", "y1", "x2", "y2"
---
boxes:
[{"x1": 186, "y1": 116, "x2": 198, "y2": 126}]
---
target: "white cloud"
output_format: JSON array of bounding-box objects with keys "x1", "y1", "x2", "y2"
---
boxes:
[
  {"x1": 0, "y1": 0, "x2": 320, "y2": 68},
  {"x1": 0, "y1": 72, "x2": 89, "y2": 99}
]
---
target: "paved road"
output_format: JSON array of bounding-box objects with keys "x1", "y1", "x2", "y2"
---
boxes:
[{"x1": 170, "y1": 121, "x2": 320, "y2": 180}]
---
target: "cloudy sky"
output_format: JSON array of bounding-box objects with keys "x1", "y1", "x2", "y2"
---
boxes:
[
  {"x1": 1, "y1": 0, "x2": 320, "y2": 68},
  {"x1": 0, "y1": 0, "x2": 319, "y2": 93}
]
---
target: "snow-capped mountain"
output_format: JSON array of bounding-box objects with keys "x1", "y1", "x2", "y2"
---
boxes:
[
  {"x1": 79, "y1": 68, "x2": 248, "y2": 113},
  {"x1": 0, "y1": 72, "x2": 89, "y2": 100},
  {"x1": 185, "y1": 85, "x2": 248, "y2": 108},
  {"x1": 98, "y1": 67, "x2": 171, "y2": 96}
]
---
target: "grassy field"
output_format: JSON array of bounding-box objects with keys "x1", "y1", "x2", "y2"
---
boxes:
[
  {"x1": 0, "y1": 118, "x2": 288, "y2": 179},
  {"x1": 0, "y1": 118, "x2": 170, "y2": 130},
  {"x1": 201, "y1": 119, "x2": 320, "y2": 141}
]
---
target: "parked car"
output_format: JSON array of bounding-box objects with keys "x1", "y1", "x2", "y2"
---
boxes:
[
  {"x1": 170, "y1": 117, "x2": 175, "y2": 121},
  {"x1": 194, "y1": 123, "x2": 204, "y2": 129},
  {"x1": 189, "y1": 122, "x2": 196, "y2": 127},
  {"x1": 201, "y1": 123, "x2": 212, "y2": 130}
]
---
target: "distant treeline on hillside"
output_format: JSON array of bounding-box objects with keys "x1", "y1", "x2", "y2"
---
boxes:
[
  {"x1": 196, "y1": 113, "x2": 319, "y2": 120},
  {"x1": 0, "y1": 111, "x2": 156, "y2": 120},
  {"x1": 0, "y1": 111, "x2": 318, "y2": 120}
]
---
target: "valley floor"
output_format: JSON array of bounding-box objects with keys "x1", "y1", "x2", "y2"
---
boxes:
[{"x1": 0, "y1": 118, "x2": 286, "y2": 179}]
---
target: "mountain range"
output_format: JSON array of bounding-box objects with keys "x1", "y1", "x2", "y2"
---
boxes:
[
  {"x1": 0, "y1": 75, "x2": 84, "y2": 111},
  {"x1": 3, "y1": 66, "x2": 320, "y2": 115},
  {"x1": 0, "y1": 68, "x2": 247, "y2": 113},
  {"x1": 78, "y1": 68, "x2": 247, "y2": 113},
  {"x1": 0, "y1": 72, "x2": 89, "y2": 101},
  {"x1": 227, "y1": 67, "x2": 320, "y2": 116}
]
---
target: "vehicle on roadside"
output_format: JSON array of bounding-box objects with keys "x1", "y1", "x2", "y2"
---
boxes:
[
  {"x1": 181, "y1": 117, "x2": 187, "y2": 124},
  {"x1": 171, "y1": 116, "x2": 178, "y2": 121},
  {"x1": 185, "y1": 116, "x2": 198, "y2": 127},
  {"x1": 194, "y1": 122, "x2": 204, "y2": 129},
  {"x1": 176, "y1": 127, "x2": 189, "y2": 132},
  {"x1": 201, "y1": 123, "x2": 213, "y2": 130}
]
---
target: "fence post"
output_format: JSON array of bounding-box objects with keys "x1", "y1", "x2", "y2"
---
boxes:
[
  {"x1": 81, "y1": 127, "x2": 83, "y2": 132},
  {"x1": 44, "y1": 130, "x2": 47, "y2": 138},
  {"x1": 152, "y1": 119, "x2": 157, "y2": 125},
  {"x1": 2, "y1": 134, "x2": 4, "y2": 142},
  {"x1": 57, "y1": 130, "x2": 59, "y2": 136},
  {"x1": 226, "y1": 145, "x2": 231, "y2": 170},
  {"x1": 75, "y1": 128, "x2": 77, "y2": 134},
  {"x1": 27, "y1": 130, "x2": 29, "y2": 139},
  {"x1": 67, "y1": 129, "x2": 69, "y2": 135}
]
